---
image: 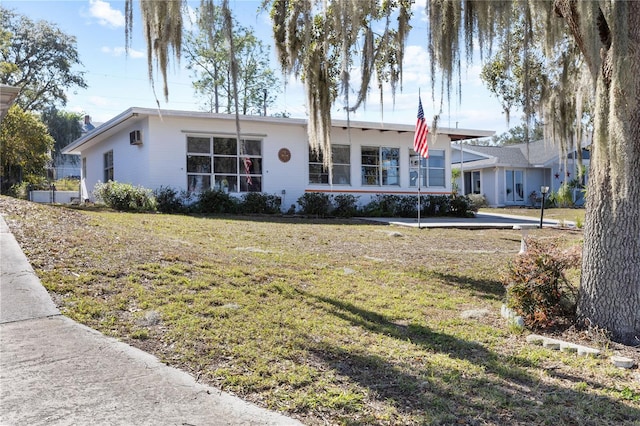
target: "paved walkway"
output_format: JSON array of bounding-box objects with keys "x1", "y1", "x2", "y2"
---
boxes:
[
  {"x1": 0, "y1": 216, "x2": 303, "y2": 426},
  {"x1": 359, "y1": 211, "x2": 572, "y2": 229}
]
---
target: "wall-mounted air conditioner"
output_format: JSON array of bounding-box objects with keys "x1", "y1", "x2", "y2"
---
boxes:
[{"x1": 130, "y1": 130, "x2": 142, "y2": 145}]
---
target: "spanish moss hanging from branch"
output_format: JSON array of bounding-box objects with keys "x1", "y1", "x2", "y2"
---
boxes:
[{"x1": 264, "y1": 0, "x2": 412, "y2": 171}]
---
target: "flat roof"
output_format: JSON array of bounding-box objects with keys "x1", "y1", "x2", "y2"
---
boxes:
[{"x1": 63, "y1": 107, "x2": 494, "y2": 154}]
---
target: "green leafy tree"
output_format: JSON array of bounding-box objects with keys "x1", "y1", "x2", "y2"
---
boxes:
[
  {"x1": 0, "y1": 105, "x2": 54, "y2": 193},
  {"x1": 0, "y1": 7, "x2": 87, "y2": 112},
  {"x1": 40, "y1": 107, "x2": 83, "y2": 175},
  {"x1": 184, "y1": 4, "x2": 280, "y2": 115}
]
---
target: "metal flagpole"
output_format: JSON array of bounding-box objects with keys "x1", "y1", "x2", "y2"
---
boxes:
[{"x1": 417, "y1": 156, "x2": 421, "y2": 228}]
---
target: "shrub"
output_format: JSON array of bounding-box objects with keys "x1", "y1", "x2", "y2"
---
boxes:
[
  {"x1": 241, "y1": 192, "x2": 282, "y2": 214},
  {"x1": 196, "y1": 189, "x2": 239, "y2": 214},
  {"x1": 297, "y1": 192, "x2": 332, "y2": 217},
  {"x1": 154, "y1": 186, "x2": 186, "y2": 214},
  {"x1": 502, "y1": 239, "x2": 581, "y2": 329},
  {"x1": 449, "y1": 195, "x2": 476, "y2": 218},
  {"x1": 362, "y1": 194, "x2": 417, "y2": 217},
  {"x1": 332, "y1": 194, "x2": 360, "y2": 217},
  {"x1": 94, "y1": 181, "x2": 156, "y2": 212},
  {"x1": 467, "y1": 193, "x2": 488, "y2": 209},
  {"x1": 422, "y1": 195, "x2": 450, "y2": 216}
]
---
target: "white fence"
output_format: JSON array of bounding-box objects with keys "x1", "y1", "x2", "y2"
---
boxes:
[{"x1": 29, "y1": 190, "x2": 80, "y2": 204}]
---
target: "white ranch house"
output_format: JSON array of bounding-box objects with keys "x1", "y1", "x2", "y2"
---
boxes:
[{"x1": 63, "y1": 107, "x2": 493, "y2": 209}]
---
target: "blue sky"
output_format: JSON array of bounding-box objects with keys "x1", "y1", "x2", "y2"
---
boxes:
[{"x1": 4, "y1": 0, "x2": 519, "y2": 134}]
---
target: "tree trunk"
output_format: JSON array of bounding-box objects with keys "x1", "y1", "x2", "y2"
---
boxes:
[{"x1": 576, "y1": 1, "x2": 640, "y2": 346}]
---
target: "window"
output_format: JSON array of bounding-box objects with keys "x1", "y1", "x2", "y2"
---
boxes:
[
  {"x1": 103, "y1": 150, "x2": 113, "y2": 182},
  {"x1": 186, "y1": 136, "x2": 262, "y2": 193},
  {"x1": 464, "y1": 171, "x2": 481, "y2": 195},
  {"x1": 506, "y1": 170, "x2": 524, "y2": 202},
  {"x1": 361, "y1": 146, "x2": 399, "y2": 186},
  {"x1": 409, "y1": 149, "x2": 445, "y2": 187},
  {"x1": 309, "y1": 145, "x2": 351, "y2": 185}
]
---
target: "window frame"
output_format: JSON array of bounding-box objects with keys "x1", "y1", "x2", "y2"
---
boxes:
[
  {"x1": 361, "y1": 146, "x2": 400, "y2": 186},
  {"x1": 409, "y1": 148, "x2": 446, "y2": 188},
  {"x1": 103, "y1": 150, "x2": 113, "y2": 182},
  {"x1": 186, "y1": 135, "x2": 262, "y2": 193},
  {"x1": 308, "y1": 144, "x2": 351, "y2": 185}
]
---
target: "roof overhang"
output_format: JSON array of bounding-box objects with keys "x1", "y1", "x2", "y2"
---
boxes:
[
  {"x1": 1, "y1": 84, "x2": 20, "y2": 122},
  {"x1": 62, "y1": 107, "x2": 496, "y2": 155}
]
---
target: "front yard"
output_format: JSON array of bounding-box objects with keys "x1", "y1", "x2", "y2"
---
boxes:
[{"x1": 1, "y1": 196, "x2": 637, "y2": 425}]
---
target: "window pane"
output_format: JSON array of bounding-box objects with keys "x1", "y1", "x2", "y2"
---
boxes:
[
  {"x1": 362, "y1": 166, "x2": 379, "y2": 185},
  {"x1": 214, "y1": 157, "x2": 237, "y2": 174},
  {"x1": 214, "y1": 137, "x2": 237, "y2": 155},
  {"x1": 309, "y1": 164, "x2": 328, "y2": 184},
  {"x1": 309, "y1": 149, "x2": 322, "y2": 162},
  {"x1": 187, "y1": 156, "x2": 211, "y2": 173},
  {"x1": 214, "y1": 175, "x2": 237, "y2": 192},
  {"x1": 429, "y1": 169, "x2": 445, "y2": 186},
  {"x1": 188, "y1": 175, "x2": 210, "y2": 192},
  {"x1": 187, "y1": 137, "x2": 210, "y2": 153},
  {"x1": 361, "y1": 147, "x2": 379, "y2": 165},
  {"x1": 428, "y1": 150, "x2": 445, "y2": 168},
  {"x1": 515, "y1": 170, "x2": 524, "y2": 200},
  {"x1": 333, "y1": 145, "x2": 350, "y2": 163},
  {"x1": 243, "y1": 139, "x2": 261, "y2": 155},
  {"x1": 506, "y1": 170, "x2": 514, "y2": 201},
  {"x1": 333, "y1": 165, "x2": 350, "y2": 184},
  {"x1": 240, "y1": 176, "x2": 261, "y2": 192},
  {"x1": 242, "y1": 157, "x2": 262, "y2": 174}
]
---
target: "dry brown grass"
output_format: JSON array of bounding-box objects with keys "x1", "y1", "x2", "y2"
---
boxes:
[{"x1": 1, "y1": 196, "x2": 638, "y2": 425}]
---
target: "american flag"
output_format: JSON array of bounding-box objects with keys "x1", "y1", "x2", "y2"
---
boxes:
[
  {"x1": 243, "y1": 157, "x2": 253, "y2": 186},
  {"x1": 413, "y1": 96, "x2": 429, "y2": 159}
]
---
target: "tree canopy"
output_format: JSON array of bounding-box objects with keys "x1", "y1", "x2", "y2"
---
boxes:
[
  {"x1": 40, "y1": 107, "x2": 83, "y2": 172},
  {"x1": 0, "y1": 105, "x2": 54, "y2": 193},
  {"x1": 0, "y1": 6, "x2": 87, "y2": 112},
  {"x1": 184, "y1": 4, "x2": 280, "y2": 115}
]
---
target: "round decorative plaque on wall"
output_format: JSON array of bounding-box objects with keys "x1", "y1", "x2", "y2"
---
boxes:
[{"x1": 278, "y1": 148, "x2": 291, "y2": 163}]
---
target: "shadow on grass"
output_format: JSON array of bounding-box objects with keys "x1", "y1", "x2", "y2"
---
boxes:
[
  {"x1": 429, "y1": 271, "x2": 505, "y2": 301},
  {"x1": 300, "y1": 291, "x2": 640, "y2": 424}
]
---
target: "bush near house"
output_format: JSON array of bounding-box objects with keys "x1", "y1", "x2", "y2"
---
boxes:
[
  {"x1": 92, "y1": 181, "x2": 475, "y2": 219},
  {"x1": 240, "y1": 192, "x2": 282, "y2": 214},
  {"x1": 94, "y1": 181, "x2": 156, "y2": 212},
  {"x1": 502, "y1": 239, "x2": 582, "y2": 328}
]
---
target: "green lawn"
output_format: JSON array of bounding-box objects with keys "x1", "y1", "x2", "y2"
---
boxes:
[{"x1": 1, "y1": 196, "x2": 637, "y2": 425}]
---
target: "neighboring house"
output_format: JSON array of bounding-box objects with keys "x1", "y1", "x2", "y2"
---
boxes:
[
  {"x1": 62, "y1": 107, "x2": 493, "y2": 208},
  {"x1": 53, "y1": 115, "x2": 99, "y2": 179},
  {"x1": 451, "y1": 139, "x2": 590, "y2": 207}
]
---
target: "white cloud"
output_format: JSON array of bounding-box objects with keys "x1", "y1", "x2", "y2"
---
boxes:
[
  {"x1": 101, "y1": 46, "x2": 145, "y2": 59},
  {"x1": 88, "y1": 0, "x2": 125, "y2": 28}
]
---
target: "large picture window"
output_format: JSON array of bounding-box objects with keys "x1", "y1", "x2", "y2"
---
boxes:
[
  {"x1": 187, "y1": 136, "x2": 262, "y2": 193},
  {"x1": 361, "y1": 146, "x2": 399, "y2": 186},
  {"x1": 103, "y1": 150, "x2": 113, "y2": 182},
  {"x1": 309, "y1": 145, "x2": 351, "y2": 185},
  {"x1": 409, "y1": 149, "x2": 445, "y2": 187}
]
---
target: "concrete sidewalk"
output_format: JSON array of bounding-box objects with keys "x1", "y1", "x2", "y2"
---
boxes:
[
  {"x1": 359, "y1": 211, "x2": 570, "y2": 229},
  {"x1": 0, "y1": 216, "x2": 303, "y2": 426}
]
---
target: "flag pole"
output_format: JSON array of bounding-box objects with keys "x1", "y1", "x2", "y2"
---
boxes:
[
  {"x1": 417, "y1": 156, "x2": 421, "y2": 228},
  {"x1": 413, "y1": 90, "x2": 428, "y2": 229}
]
